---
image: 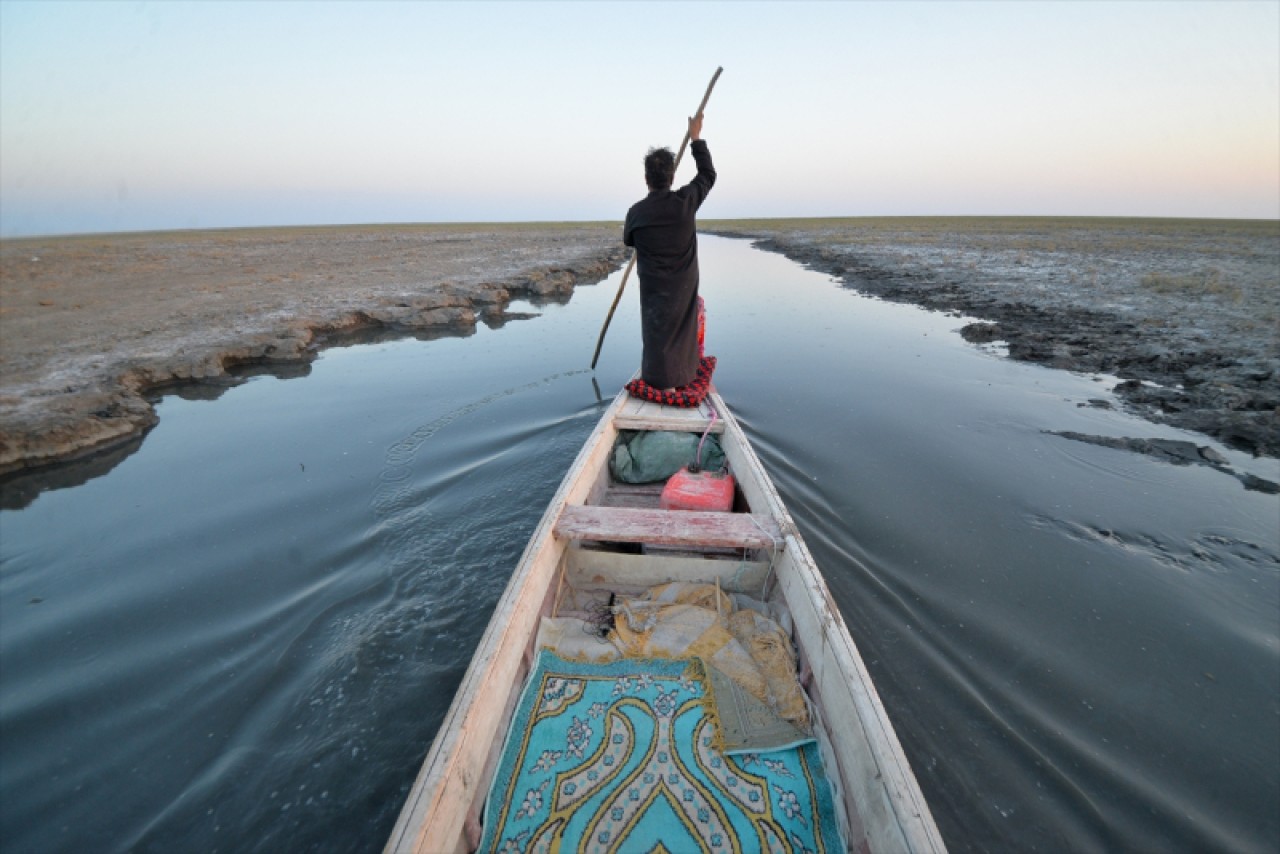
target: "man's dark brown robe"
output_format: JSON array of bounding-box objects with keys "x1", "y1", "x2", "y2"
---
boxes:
[{"x1": 623, "y1": 140, "x2": 716, "y2": 389}]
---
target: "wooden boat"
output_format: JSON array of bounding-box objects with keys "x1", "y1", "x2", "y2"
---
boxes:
[{"x1": 385, "y1": 388, "x2": 945, "y2": 853}]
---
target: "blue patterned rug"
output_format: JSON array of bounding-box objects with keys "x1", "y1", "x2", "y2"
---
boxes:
[{"x1": 479, "y1": 651, "x2": 842, "y2": 852}]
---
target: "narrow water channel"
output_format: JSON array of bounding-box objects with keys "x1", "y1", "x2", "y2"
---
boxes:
[{"x1": 1, "y1": 236, "x2": 1276, "y2": 852}]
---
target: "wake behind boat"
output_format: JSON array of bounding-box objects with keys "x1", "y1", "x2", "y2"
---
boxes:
[{"x1": 385, "y1": 387, "x2": 944, "y2": 852}]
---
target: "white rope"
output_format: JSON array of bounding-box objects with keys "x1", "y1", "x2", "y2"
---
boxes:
[
  {"x1": 746, "y1": 513, "x2": 783, "y2": 599},
  {"x1": 693, "y1": 408, "x2": 719, "y2": 472}
]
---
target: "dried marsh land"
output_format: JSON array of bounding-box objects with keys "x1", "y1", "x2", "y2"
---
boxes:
[
  {"x1": 0, "y1": 224, "x2": 627, "y2": 476},
  {"x1": 707, "y1": 217, "x2": 1279, "y2": 459}
]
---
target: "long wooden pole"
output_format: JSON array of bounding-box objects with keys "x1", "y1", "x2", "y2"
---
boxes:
[{"x1": 590, "y1": 66, "x2": 723, "y2": 371}]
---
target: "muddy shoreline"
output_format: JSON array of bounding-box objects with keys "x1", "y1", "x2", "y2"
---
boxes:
[
  {"x1": 0, "y1": 224, "x2": 627, "y2": 484},
  {"x1": 706, "y1": 218, "x2": 1279, "y2": 458}
]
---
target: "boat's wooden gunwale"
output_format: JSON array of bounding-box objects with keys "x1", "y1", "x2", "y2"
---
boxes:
[{"x1": 385, "y1": 389, "x2": 945, "y2": 854}]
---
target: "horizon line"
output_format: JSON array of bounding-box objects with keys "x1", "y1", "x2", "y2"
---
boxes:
[{"x1": 5, "y1": 213, "x2": 1278, "y2": 242}]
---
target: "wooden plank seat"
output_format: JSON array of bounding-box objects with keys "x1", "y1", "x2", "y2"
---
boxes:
[
  {"x1": 614, "y1": 393, "x2": 725, "y2": 434},
  {"x1": 554, "y1": 504, "x2": 783, "y2": 550}
]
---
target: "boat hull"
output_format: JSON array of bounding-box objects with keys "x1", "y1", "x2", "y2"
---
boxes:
[{"x1": 385, "y1": 389, "x2": 944, "y2": 853}]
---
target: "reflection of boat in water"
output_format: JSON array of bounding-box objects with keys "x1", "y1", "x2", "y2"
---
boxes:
[{"x1": 385, "y1": 387, "x2": 945, "y2": 852}]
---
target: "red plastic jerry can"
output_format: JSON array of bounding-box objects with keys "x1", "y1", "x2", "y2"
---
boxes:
[{"x1": 660, "y1": 468, "x2": 736, "y2": 512}]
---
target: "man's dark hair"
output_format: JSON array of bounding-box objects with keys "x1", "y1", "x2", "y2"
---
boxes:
[{"x1": 644, "y1": 147, "x2": 676, "y2": 191}]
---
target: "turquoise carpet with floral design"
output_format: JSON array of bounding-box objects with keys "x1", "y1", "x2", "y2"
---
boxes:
[{"x1": 479, "y1": 651, "x2": 842, "y2": 852}]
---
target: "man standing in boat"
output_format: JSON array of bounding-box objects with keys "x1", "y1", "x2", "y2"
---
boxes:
[{"x1": 623, "y1": 114, "x2": 716, "y2": 392}]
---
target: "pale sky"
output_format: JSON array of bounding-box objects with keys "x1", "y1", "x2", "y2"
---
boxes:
[{"x1": 1, "y1": 0, "x2": 1277, "y2": 237}]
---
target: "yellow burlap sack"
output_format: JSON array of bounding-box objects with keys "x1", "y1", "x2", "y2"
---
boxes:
[
  {"x1": 728, "y1": 609, "x2": 809, "y2": 728},
  {"x1": 610, "y1": 583, "x2": 807, "y2": 728}
]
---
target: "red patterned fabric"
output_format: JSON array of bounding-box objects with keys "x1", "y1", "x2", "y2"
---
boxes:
[{"x1": 626, "y1": 356, "x2": 717, "y2": 408}]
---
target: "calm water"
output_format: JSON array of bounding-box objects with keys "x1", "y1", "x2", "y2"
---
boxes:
[{"x1": 1, "y1": 236, "x2": 1277, "y2": 852}]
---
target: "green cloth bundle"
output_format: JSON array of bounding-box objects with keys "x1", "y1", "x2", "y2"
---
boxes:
[{"x1": 610, "y1": 430, "x2": 726, "y2": 484}]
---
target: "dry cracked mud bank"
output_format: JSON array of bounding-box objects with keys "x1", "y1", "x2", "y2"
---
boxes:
[
  {"x1": 707, "y1": 217, "x2": 1280, "y2": 459},
  {"x1": 0, "y1": 224, "x2": 627, "y2": 481}
]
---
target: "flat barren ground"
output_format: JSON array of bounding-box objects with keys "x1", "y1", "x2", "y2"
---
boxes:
[
  {"x1": 707, "y1": 217, "x2": 1279, "y2": 458},
  {"x1": 0, "y1": 224, "x2": 627, "y2": 475}
]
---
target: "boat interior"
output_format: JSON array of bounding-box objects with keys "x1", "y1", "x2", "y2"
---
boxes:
[
  {"x1": 555, "y1": 392, "x2": 780, "y2": 595},
  {"x1": 464, "y1": 392, "x2": 855, "y2": 850},
  {"x1": 387, "y1": 390, "x2": 942, "y2": 853}
]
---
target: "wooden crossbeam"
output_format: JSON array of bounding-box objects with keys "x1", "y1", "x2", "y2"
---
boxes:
[
  {"x1": 554, "y1": 505, "x2": 782, "y2": 550},
  {"x1": 615, "y1": 394, "x2": 724, "y2": 434}
]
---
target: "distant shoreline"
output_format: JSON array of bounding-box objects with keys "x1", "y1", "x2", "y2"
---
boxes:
[
  {"x1": 0, "y1": 220, "x2": 631, "y2": 243},
  {"x1": 4, "y1": 215, "x2": 1276, "y2": 244}
]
